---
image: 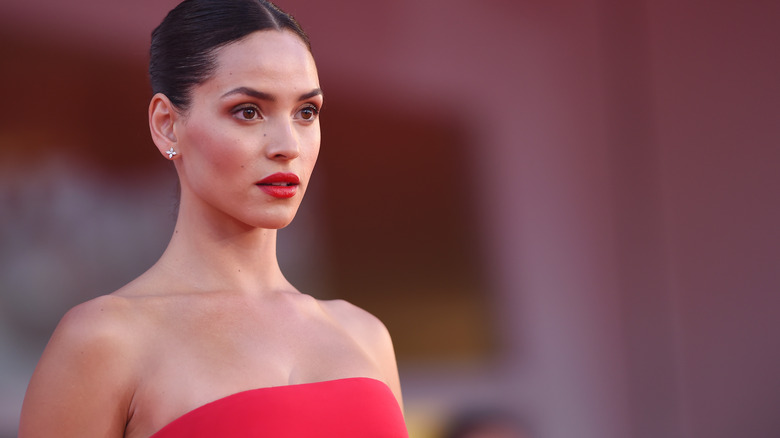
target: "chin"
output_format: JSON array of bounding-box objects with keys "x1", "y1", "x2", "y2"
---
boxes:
[
  {"x1": 263, "y1": 220, "x2": 294, "y2": 230},
  {"x1": 249, "y1": 213, "x2": 297, "y2": 230}
]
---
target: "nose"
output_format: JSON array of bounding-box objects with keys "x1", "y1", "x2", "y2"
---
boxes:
[{"x1": 265, "y1": 119, "x2": 300, "y2": 161}]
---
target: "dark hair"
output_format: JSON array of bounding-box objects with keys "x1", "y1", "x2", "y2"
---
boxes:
[{"x1": 149, "y1": 0, "x2": 310, "y2": 111}]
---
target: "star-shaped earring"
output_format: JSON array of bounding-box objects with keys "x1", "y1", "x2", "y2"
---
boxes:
[{"x1": 166, "y1": 147, "x2": 177, "y2": 159}]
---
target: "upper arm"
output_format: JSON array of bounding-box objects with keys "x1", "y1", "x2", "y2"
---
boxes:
[{"x1": 19, "y1": 297, "x2": 137, "y2": 438}]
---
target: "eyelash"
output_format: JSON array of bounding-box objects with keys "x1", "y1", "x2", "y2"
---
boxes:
[
  {"x1": 232, "y1": 104, "x2": 261, "y2": 121},
  {"x1": 297, "y1": 104, "x2": 320, "y2": 121},
  {"x1": 230, "y1": 103, "x2": 321, "y2": 122}
]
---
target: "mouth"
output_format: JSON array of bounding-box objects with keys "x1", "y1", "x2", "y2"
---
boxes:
[{"x1": 256, "y1": 172, "x2": 300, "y2": 199}]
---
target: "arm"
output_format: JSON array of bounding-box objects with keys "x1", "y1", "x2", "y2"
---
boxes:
[{"x1": 19, "y1": 296, "x2": 136, "y2": 437}]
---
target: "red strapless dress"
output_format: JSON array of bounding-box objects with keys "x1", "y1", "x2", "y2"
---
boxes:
[{"x1": 150, "y1": 377, "x2": 408, "y2": 437}]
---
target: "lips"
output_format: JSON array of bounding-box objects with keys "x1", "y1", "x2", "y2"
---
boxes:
[{"x1": 256, "y1": 172, "x2": 300, "y2": 199}]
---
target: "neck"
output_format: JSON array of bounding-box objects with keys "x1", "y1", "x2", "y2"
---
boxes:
[{"x1": 154, "y1": 196, "x2": 292, "y2": 295}]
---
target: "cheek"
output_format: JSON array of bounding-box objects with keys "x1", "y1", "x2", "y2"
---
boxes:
[
  {"x1": 305, "y1": 125, "x2": 321, "y2": 154},
  {"x1": 186, "y1": 125, "x2": 246, "y2": 171},
  {"x1": 303, "y1": 133, "x2": 321, "y2": 172}
]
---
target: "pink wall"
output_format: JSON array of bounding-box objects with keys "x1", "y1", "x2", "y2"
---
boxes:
[{"x1": 648, "y1": 1, "x2": 780, "y2": 436}]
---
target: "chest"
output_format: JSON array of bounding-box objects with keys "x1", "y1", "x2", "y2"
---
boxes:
[{"x1": 124, "y1": 304, "x2": 381, "y2": 437}]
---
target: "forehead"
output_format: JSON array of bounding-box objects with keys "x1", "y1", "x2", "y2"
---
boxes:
[{"x1": 207, "y1": 30, "x2": 319, "y2": 92}]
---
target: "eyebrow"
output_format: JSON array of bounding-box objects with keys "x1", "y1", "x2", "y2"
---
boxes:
[{"x1": 221, "y1": 87, "x2": 323, "y2": 102}]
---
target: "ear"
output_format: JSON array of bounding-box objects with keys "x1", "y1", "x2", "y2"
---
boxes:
[{"x1": 149, "y1": 93, "x2": 181, "y2": 159}]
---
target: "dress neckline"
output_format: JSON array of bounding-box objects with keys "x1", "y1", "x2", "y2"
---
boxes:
[{"x1": 150, "y1": 377, "x2": 392, "y2": 437}]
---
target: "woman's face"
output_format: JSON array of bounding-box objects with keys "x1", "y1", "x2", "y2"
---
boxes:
[{"x1": 174, "y1": 30, "x2": 322, "y2": 230}]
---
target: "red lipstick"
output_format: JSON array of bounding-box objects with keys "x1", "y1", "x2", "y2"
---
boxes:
[{"x1": 256, "y1": 172, "x2": 300, "y2": 199}]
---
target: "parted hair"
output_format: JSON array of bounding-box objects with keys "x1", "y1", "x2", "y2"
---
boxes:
[{"x1": 149, "y1": 0, "x2": 310, "y2": 111}]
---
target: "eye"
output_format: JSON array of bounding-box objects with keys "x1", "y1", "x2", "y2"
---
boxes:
[
  {"x1": 232, "y1": 105, "x2": 262, "y2": 121},
  {"x1": 297, "y1": 104, "x2": 320, "y2": 121},
  {"x1": 241, "y1": 108, "x2": 257, "y2": 119}
]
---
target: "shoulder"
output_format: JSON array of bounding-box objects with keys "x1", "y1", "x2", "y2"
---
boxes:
[
  {"x1": 19, "y1": 295, "x2": 142, "y2": 437},
  {"x1": 320, "y1": 299, "x2": 393, "y2": 350},
  {"x1": 63, "y1": 292, "x2": 136, "y2": 325},
  {"x1": 319, "y1": 299, "x2": 404, "y2": 409},
  {"x1": 50, "y1": 294, "x2": 141, "y2": 357}
]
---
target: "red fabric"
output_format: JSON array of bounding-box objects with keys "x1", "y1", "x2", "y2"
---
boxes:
[{"x1": 150, "y1": 377, "x2": 408, "y2": 437}]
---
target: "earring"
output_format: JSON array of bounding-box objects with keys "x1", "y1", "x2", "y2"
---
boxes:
[{"x1": 165, "y1": 147, "x2": 177, "y2": 159}]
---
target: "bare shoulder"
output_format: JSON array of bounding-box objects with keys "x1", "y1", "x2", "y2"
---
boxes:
[
  {"x1": 19, "y1": 294, "x2": 141, "y2": 437},
  {"x1": 60, "y1": 293, "x2": 138, "y2": 333},
  {"x1": 319, "y1": 299, "x2": 393, "y2": 350},
  {"x1": 48, "y1": 294, "x2": 141, "y2": 358},
  {"x1": 318, "y1": 299, "x2": 404, "y2": 410}
]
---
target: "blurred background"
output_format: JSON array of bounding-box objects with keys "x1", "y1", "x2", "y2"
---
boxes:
[{"x1": 1, "y1": 0, "x2": 779, "y2": 437}]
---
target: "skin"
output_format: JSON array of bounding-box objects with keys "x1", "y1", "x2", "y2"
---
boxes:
[{"x1": 19, "y1": 29, "x2": 403, "y2": 438}]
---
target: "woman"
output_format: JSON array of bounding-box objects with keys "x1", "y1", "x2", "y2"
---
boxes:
[{"x1": 19, "y1": 1, "x2": 407, "y2": 436}]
